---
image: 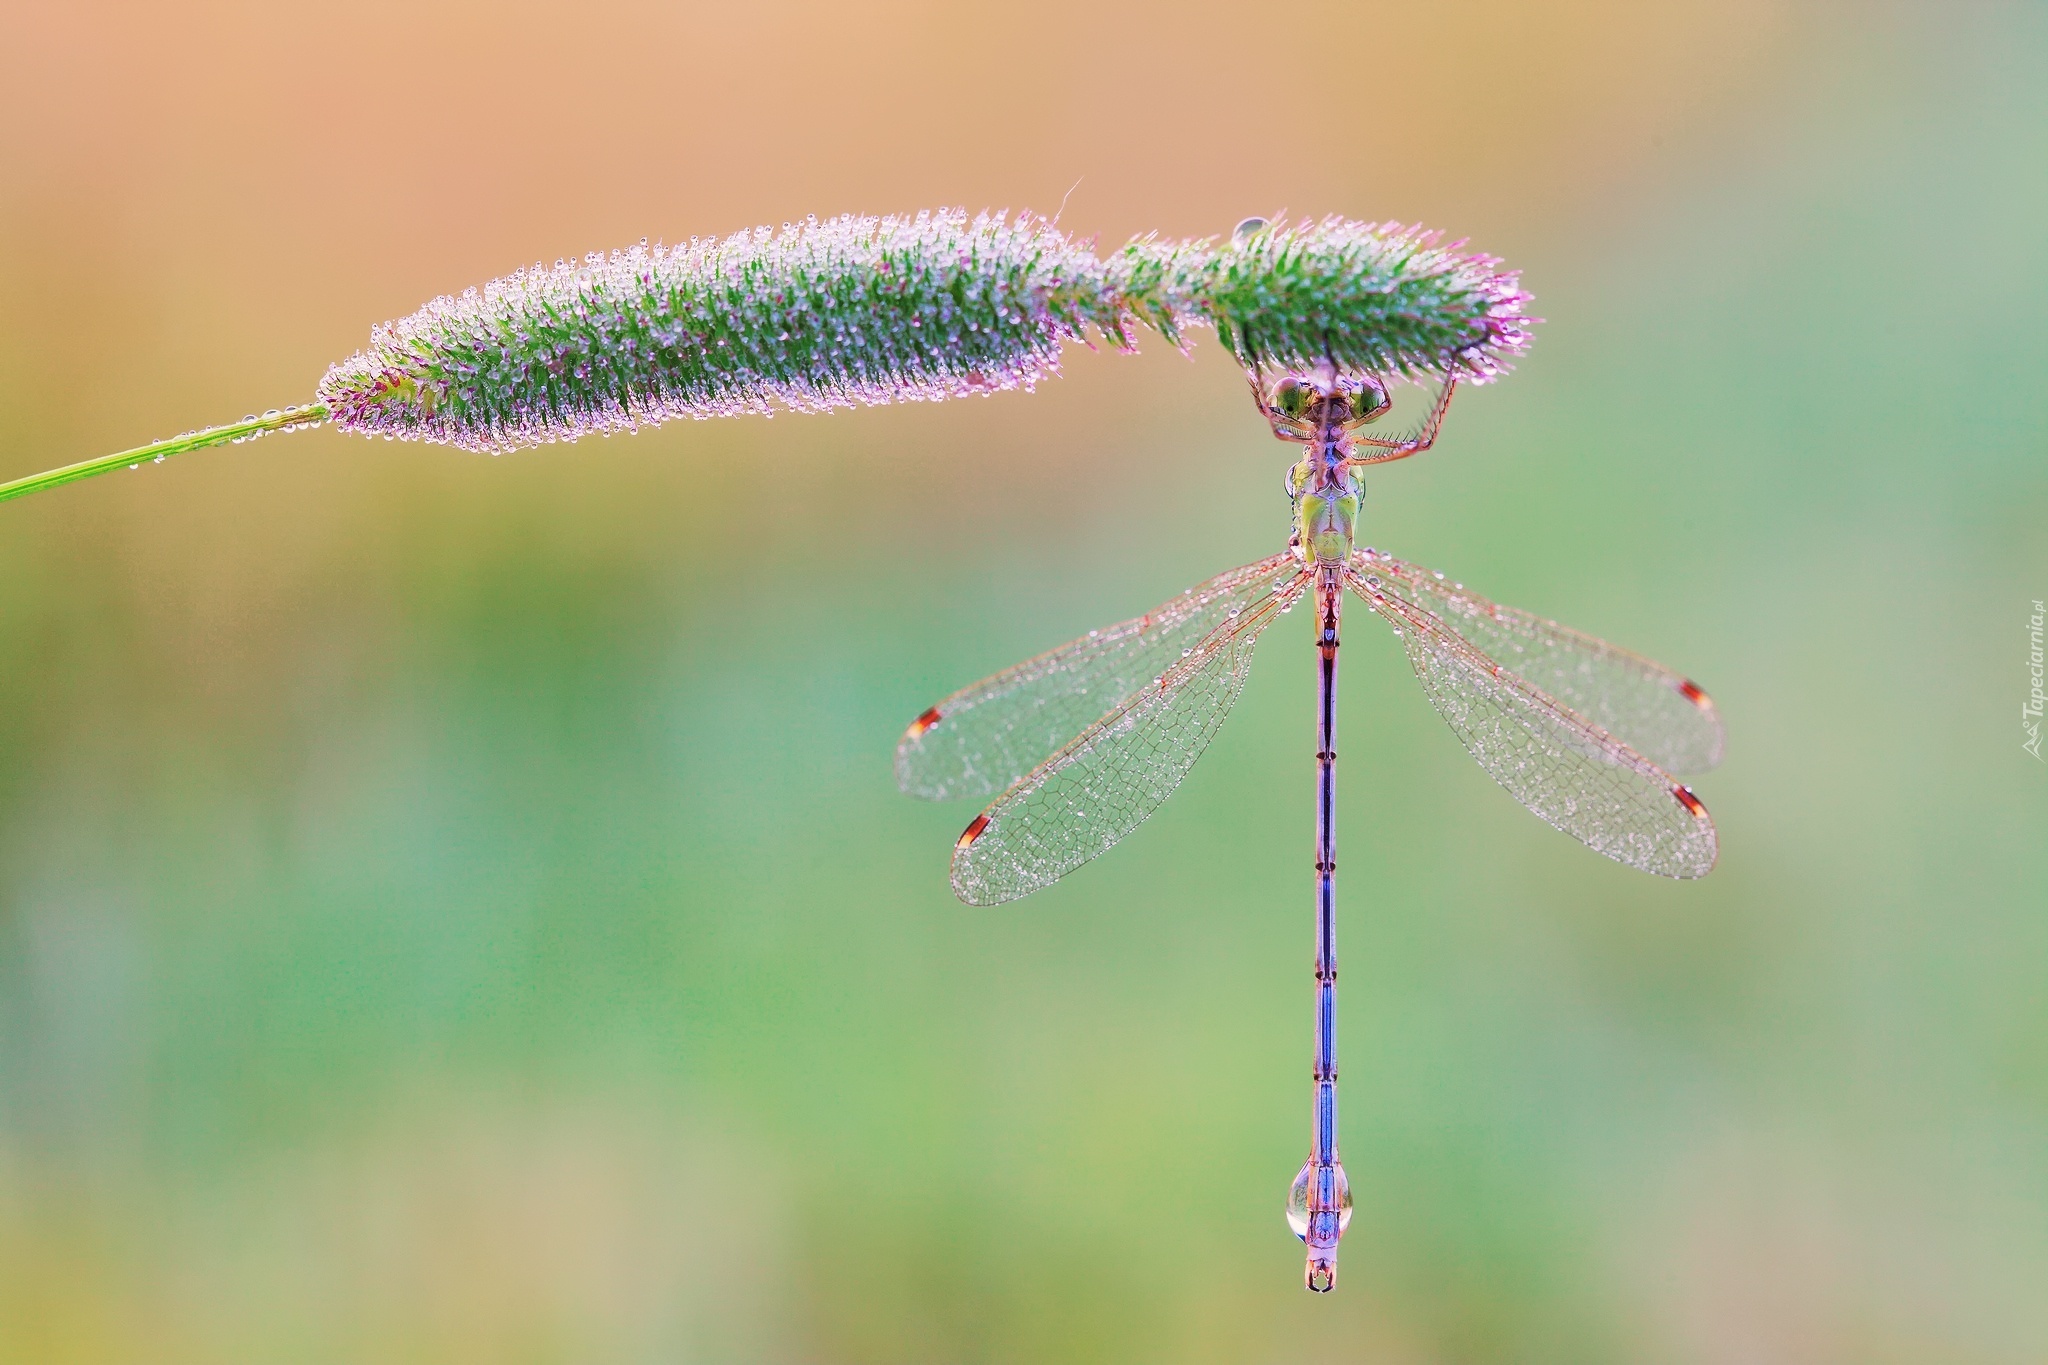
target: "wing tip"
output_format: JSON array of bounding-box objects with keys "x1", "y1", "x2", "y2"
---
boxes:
[
  {"x1": 895, "y1": 706, "x2": 948, "y2": 798},
  {"x1": 1670, "y1": 783, "x2": 1720, "y2": 878},
  {"x1": 950, "y1": 818, "x2": 1023, "y2": 907},
  {"x1": 1675, "y1": 680, "x2": 1730, "y2": 772},
  {"x1": 891, "y1": 747, "x2": 921, "y2": 796},
  {"x1": 895, "y1": 705, "x2": 943, "y2": 765}
]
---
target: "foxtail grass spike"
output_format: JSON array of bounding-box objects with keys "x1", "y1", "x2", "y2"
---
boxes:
[
  {"x1": 1109, "y1": 215, "x2": 1537, "y2": 382},
  {"x1": 318, "y1": 209, "x2": 1116, "y2": 452},
  {"x1": 1, "y1": 210, "x2": 1534, "y2": 504}
]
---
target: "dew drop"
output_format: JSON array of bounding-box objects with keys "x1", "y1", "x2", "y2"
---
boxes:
[{"x1": 1285, "y1": 1161, "x2": 1352, "y2": 1241}]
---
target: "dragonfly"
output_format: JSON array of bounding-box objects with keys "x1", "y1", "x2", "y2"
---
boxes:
[{"x1": 894, "y1": 362, "x2": 1723, "y2": 1293}]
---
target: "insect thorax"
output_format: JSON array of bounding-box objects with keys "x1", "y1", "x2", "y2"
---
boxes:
[{"x1": 1290, "y1": 438, "x2": 1362, "y2": 564}]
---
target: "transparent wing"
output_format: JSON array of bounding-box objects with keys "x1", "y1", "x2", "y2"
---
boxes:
[
  {"x1": 1347, "y1": 567, "x2": 1717, "y2": 878},
  {"x1": 1354, "y1": 548, "x2": 1724, "y2": 775},
  {"x1": 951, "y1": 564, "x2": 1312, "y2": 905},
  {"x1": 897, "y1": 551, "x2": 1302, "y2": 801}
]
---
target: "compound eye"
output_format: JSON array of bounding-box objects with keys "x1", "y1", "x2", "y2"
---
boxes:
[
  {"x1": 1271, "y1": 376, "x2": 1319, "y2": 421},
  {"x1": 1345, "y1": 376, "x2": 1390, "y2": 423}
]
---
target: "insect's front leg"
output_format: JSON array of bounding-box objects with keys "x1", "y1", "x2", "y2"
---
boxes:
[{"x1": 1349, "y1": 373, "x2": 1459, "y2": 464}]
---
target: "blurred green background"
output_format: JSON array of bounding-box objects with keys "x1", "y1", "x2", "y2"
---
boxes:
[{"x1": 0, "y1": 1, "x2": 2043, "y2": 1360}]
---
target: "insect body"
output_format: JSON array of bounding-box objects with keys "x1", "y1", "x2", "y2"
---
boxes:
[
  {"x1": 1267, "y1": 368, "x2": 1410, "y2": 565},
  {"x1": 896, "y1": 370, "x2": 1722, "y2": 1291}
]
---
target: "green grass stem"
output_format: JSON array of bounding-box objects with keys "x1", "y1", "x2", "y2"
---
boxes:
[{"x1": 0, "y1": 404, "x2": 329, "y2": 505}]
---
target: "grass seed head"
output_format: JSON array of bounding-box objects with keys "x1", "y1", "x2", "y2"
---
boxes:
[
  {"x1": 1117, "y1": 216, "x2": 1537, "y2": 383},
  {"x1": 317, "y1": 210, "x2": 1122, "y2": 453}
]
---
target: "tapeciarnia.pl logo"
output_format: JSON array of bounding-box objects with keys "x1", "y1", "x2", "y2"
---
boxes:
[{"x1": 2027, "y1": 599, "x2": 2045, "y2": 761}]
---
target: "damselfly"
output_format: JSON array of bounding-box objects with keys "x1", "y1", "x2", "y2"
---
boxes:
[{"x1": 896, "y1": 360, "x2": 1722, "y2": 1293}]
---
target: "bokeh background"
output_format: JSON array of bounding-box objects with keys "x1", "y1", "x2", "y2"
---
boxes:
[{"x1": 0, "y1": 0, "x2": 2042, "y2": 1360}]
